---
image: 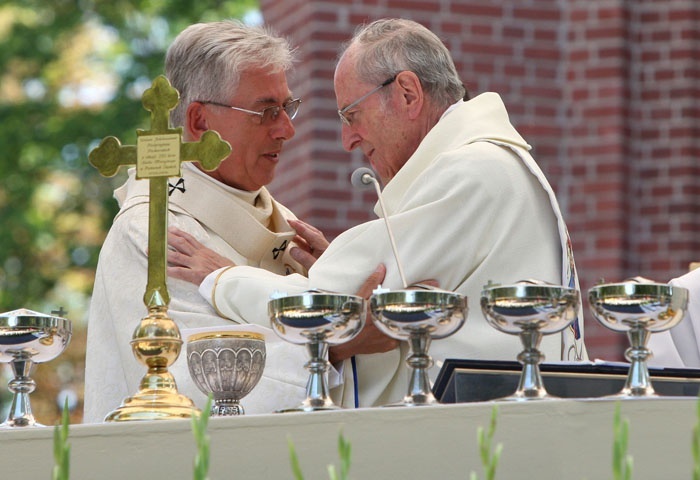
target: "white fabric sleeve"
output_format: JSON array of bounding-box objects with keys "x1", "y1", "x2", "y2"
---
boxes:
[
  {"x1": 649, "y1": 269, "x2": 700, "y2": 368},
  {"x1": 210, "y1": 266, "x2": 310, "y2": 325},
  {"x1": 199, "y1": 267, "x2": 227, "y2": 306}
]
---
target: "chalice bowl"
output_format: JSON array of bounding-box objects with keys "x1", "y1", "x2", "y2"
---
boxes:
[
  {"x1": 370, "y1": 289, "x2": 467, "y2": 406},
  {"x1": 268, "y1": 292, "x2": 365, "y2": 412},
  {"x1": 588, "y1": 278, "x2": 688, "y2": 397},
  {"x1": 481, "y1": 281, "x2": 579, "y2": 400},
  {"x1": 0, "y1": 308, "x2": 71, "y2": 427},
  {"x1": 186, "y1": 331, "x2": 266, "y2": 416}
]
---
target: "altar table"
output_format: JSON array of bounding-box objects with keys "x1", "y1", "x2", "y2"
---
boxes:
[{"x1": 0, "y1": 397, "x2": 695, "y2": 479}]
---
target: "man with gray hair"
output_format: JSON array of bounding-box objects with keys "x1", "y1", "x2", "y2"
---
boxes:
[
  {"x1": 168, "y1": 18, "x2": 588, "y2": 408},
  {"x1": 84, "y1": 20, "x2": 310, "y2": 422}
]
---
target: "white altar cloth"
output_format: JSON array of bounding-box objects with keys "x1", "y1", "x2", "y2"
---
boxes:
[{"x1": 0, "y1": 397, "x2": 695, "y2": 479}]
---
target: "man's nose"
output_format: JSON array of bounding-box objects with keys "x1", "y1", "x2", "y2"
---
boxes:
[
  {"x1": 341, "y1": 124, "x2": 360, "y2": 152},
  {"x1": 272, "y1": 111, "x2": 296, "y2": 141}
]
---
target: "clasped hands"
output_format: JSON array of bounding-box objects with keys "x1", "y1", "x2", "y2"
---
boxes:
[{"x1": 166, "y1": 220, "x2": 436, "y2": 364}]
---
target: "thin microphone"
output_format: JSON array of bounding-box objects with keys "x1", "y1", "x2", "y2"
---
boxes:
[{"x1": 351, "y1": 167, "x2": 408, "y2": 288}]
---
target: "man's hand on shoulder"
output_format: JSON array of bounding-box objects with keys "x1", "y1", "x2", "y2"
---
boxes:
[
  {"x1": 288, "y1": 218, "x2": 330, "y2": 270},
  {"x1": 167, "y1": 227, "x2": 234, "y2": 285}
]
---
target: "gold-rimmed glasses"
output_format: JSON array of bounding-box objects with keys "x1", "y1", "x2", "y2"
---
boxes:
[
  {"x1": 338, "y1": 75, "x2": 397, "y2": 127},
  {"x1": 198, "y1": 98, "x2": 301, "y2": 125}
]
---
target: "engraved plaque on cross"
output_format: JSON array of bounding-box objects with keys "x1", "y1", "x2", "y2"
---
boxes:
[{"x1": 89, "y1": 75, "x2": 231, "y2": 421}]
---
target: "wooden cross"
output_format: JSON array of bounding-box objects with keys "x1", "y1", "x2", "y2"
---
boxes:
[{"x1": 89, "y1": 75, "x2": 231, "y2": 308}]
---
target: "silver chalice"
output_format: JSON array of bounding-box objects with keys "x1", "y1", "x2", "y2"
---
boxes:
[
  {"x1": 0, "y1": 308, "x2": 72, "y2": 427},
  {"x1": 481, "y1": 281, "x2": 579, "y2": 400},
  {"x1": 588, "y1": 278, "x2": 688, "y2": 397},
  {"x1": 268, "y1": 292, "x2": 364, "y2": 412},
  {"x1": 370, "y1": 289, "x2": 467, "y2": 406},
  {"x1": 186, "y1": 330, "x2": 266, "y2": 416}
]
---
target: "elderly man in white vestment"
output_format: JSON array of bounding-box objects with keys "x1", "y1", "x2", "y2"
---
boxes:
[
  {"x1": 167, "y1": 18, "x2": 588, "y2": 408},
  {"x1": 83, "y1": 20, "x2": 316, "y2": 422},
  {"x1": 648, "y1": 267, "x2": 700, "y2": 367}
]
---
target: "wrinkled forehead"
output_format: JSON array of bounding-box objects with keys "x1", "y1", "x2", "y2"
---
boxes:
[{"x1": 334, "y1": 49, "x2": 366, "y2": 105}]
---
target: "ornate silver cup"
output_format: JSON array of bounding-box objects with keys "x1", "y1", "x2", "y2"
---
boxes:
[
  {"x1": 481, "y1": 282, "x2": 579, "y2": 400},
  {"x1": 268, "y1": 292, "x2": 364, "y2": 412},
  {"x1": 588, "y1": 278, "x2": 688, "y2": 397},
  {"x1": 186, "y1": 331, "x2": 266, "y2": 416},
  {"x1": 370, "y1": 289, "x2": 467, "y2": 406},
  {"x1": 0, "y1": 308, "x2": 71, "y2": 427}
]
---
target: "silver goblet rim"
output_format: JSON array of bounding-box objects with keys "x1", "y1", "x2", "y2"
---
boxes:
[
  {"x1": 187, "y1": 331, "x2": 265, "y2": 343},
  {"x1": 588, "y1": 282, "x2": 687, "y2": 301},
  {"x1": 371, "y1": 289, "x2": 465, "y2": 307},
  {"x1": 481, "y1": 284, "x2": 578, "y2": 301},
  {"x1": 268, "y1": 292, "x2": 364, "y2": 312}
]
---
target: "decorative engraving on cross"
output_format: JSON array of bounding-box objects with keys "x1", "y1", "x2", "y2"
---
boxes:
[{"x1": 89, "y1": 75, "x2": 231, "y2": 308}]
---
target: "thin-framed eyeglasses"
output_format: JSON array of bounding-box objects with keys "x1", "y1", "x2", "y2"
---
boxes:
[
  {"x1": 337, "y1": 75, "x2": 397, "y2": 127},
  {"x1": 197, "y1": 98, "x2": 302, "y2": 124}
]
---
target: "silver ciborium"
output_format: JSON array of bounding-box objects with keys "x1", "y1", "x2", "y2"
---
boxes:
[
  {"x1": 370, "y1": 289, "x2": 467, "y2": 406},
  {"x1": 186, "y1": 330, "x2": 266, "y2": 416},
  {"x1": 588, "y1": 278, "x2": 688, "y2": 397},
  {"x1": 481, "y1": 281, "x2": 579, "y2": 400},
  {"x1": 268, "y1": 292, "x2": 364, "y2": 412},
  {"x1": 0, "y1": 308, "x2": 71, "y2": 427}
]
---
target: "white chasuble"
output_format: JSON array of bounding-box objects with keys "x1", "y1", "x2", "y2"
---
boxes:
[{"x1": 648, "y1": 268, "x2": 700, "y2": 368}]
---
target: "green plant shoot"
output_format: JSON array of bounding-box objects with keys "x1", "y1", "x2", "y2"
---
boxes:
[
  {"x1": 192, "y1": 395, "x2": 213, "y2": 480},
  {"x1": 612, "y1": 402, "x2": 632, "y2": 480},
  {"x1": 470, "y1": 404, "x2": 503, "y2": 480},
  {"x1": 52, "y1": 397, "x2": 71, "y2": 480},
  {"x1": 288, "y1": 436, "x2": 305, "y2": 480},
  {"x1": 289, "y1": 430, "x2": 352, "y2": 480}
]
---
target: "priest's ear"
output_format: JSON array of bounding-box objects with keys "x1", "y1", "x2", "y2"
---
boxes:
[
  {"x1": 185, "y1": 101, "x2": 209, "y2": 141},
  {"x1": 395, "y1": 71, "x2": 424, "y2": 120}
]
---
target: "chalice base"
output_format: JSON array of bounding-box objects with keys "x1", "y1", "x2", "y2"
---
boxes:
[
  {"x1": 212, "y1": 400, "x2": 245, "y2": 416},
  {"x1": 1, "y1": 418, "x2": 42, "y2": 428},
  {"x1": 499, "y1": 390, "x2": 557, "y2": 402},
  {"x1": 611, "y1": 387, "x2": 658, "y2": 399},
  {"x1": 276, "y1": 397, "x2": 340, "y2": 413},
  {"x1": 383, "y1": 392, "x2": 439, "y2": 408}
]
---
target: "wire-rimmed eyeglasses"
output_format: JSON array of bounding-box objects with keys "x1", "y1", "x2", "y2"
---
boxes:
[
  {"x1": 337, "y1": 75, "x2": 397, "y2": 127},
  {"x1": 197, "y1": 98, "x2": 302, "y2": 124}
]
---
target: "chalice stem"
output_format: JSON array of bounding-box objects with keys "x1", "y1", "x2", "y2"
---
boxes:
[
  {"x1": 622, "y1": 325, "x2": 654, "y2": 395},
  {"x1": 5, "y1": 357, "x2": 38, "y2": 427},
  {"x1": 305, "y1": 340, "x2": 332, "y2": 406},
  {"x1": 515, "y1": 329, "x2": 546, "y2": 397},
  {"x1": 405, "y1": 332, "x2": 436, "y2": 404}
]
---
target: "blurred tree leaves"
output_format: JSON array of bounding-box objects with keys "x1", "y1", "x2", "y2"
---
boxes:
[{"x1": 0, "y1": 0, "x2": 259, "y2": 423}]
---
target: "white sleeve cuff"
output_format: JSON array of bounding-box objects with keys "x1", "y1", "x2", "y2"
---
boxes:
[{"x1": 199, "y1": 267, "x2": 229, "y2": 307}]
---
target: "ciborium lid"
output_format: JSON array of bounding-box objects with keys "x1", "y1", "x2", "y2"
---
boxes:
[{"x1": 0, "y1": 308, "x2": 70, "y2": 330}]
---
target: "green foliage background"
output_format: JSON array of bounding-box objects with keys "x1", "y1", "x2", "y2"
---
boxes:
[{"x1": 0, "y1": 0, "x2": 259, "y2": 423}]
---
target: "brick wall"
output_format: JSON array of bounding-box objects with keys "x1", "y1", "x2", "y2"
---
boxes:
[{"x1": 261, "y1": 0, "x2": 700, "y2": 361}]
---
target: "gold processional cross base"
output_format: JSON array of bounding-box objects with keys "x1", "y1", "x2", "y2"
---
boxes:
[{"x1": 89, "y1": 75, "x2": 231, "y2": 421}]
